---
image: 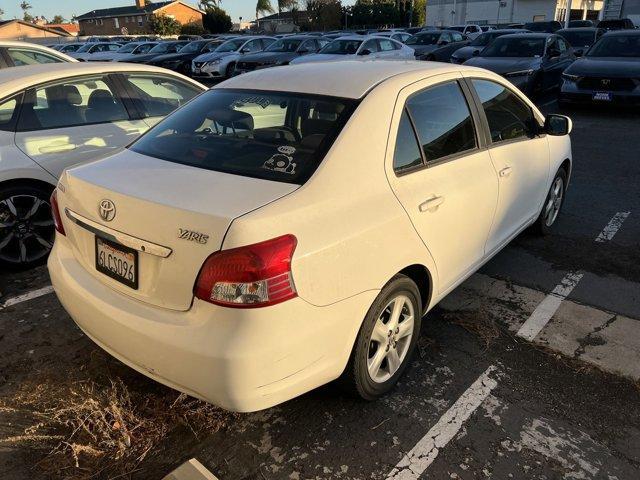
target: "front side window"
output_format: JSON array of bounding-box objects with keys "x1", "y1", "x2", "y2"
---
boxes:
[
  {"x1": 319, "y1": 39, "x2": 363, "y2": 55},
  {"x1": 361, "y1": 40, "x2": 379, "y2": 53},
  {"x1": 472, "y1": 79, "x2": 535, "y2": 143},
  {"x1": 121, "y1": 74, "x2": 202, "y2": 118},
  {"x1": 7, "y1": 48, "x2": 63, "y2": 66},
  {"x1": 393, "y1": 109, "x2": 423, "y2": 172},
  {"x1": 18, "y1": 76, "x2": 128, "y2": 131},
  {"x1": 242, "y1": 40, "x2": 262, "y2": 53},
  {"x1": 379, "y1": 39, "x2": 398, "y2": 51},
  {"x1": 452, "y1": 33, "x2": 464, "y2": 42},
  {"x1": 266, "y1": 39, "x2": 302, "y2": 52},
  {"x1": 0, "y1": 96, "x2": 19, "y2": 130},
  {"x1": 130, "y1": 89, "x2": 356, "y2": 184},
  {"x1": 406, "y1": 82, "x2": 477, "y2": 163}
]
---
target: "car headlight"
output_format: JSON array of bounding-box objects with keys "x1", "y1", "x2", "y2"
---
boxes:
[
  {"x1": 562, "y1": 73, "x2": 580, "y2": 82},
  {"x1": 504, "y1": 69, "x2": 535, "y2": 77},
  {"x1": 205, "y1": 59, "x2": 221, "y2": 66}
]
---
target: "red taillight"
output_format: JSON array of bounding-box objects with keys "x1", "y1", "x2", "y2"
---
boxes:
[
  {"x1": 194, "y1": 234, "x2": 298, "y2": 308},
  {"x1": 50, "y1": 189, "x2": 65, "y2": 236}
]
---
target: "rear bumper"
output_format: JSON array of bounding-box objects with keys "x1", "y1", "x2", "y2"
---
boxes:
[
  {"x1": 48, "y1": 236, "x2": 375, "y2": 412},
  {"x1": 560, "y1": 81, "x2": 640, "y2": 105}
]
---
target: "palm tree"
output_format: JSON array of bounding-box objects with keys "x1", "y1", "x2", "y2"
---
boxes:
[
  {"x1": 256, "y1": 0, "x2": 274, "y2": 21},
  {"x1": 0, "y1": 8, "x2": 4, "y2": 19},
  {"x1": 20, "y1": 1, "x2": 32, "y2": 21},
  {"x1": 278, "y1": 0, "x2": 297, "y2": 14}
]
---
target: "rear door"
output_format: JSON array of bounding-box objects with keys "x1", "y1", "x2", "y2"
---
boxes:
[
  {"x1": 386, "y1": 74, "x2": 499, "y2": 294},
  {"x1": 14, "y1": 74, "x2": 148, "y2": 179}
]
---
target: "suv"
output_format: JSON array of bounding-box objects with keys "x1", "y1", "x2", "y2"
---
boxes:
[
  {"x1": 597, "y1": 18, "x2": 635, "y2": 30},
  {"x1": 524, "y1": 21, "x2": 563, "y2": 33}
]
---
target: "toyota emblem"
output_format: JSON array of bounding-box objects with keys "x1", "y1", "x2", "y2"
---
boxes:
[{"x1": 99, "y1": 199, "x2": 116, "y2": 222}]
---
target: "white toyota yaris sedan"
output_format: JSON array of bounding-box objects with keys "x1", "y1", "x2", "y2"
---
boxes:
[{"x1": 48, "y1": 61, "x2": 572, "y2": 412}]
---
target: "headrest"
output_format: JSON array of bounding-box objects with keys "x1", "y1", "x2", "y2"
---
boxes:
[
  {"x1": 63, "y1": 85, "x2": 82, "y2": 105},
  {"x1": 207, "y1": 108, "x2": 254, "y2": 131}
]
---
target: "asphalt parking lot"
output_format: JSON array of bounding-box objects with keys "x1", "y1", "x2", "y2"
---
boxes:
[{"x1": 1, "y1": 101, "x2": 639, "y2": 479}]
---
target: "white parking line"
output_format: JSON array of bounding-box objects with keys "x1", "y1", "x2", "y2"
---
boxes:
[
  {"x1": 516, "y1": 272, "x2": 583, "y2": 341},
  {"x1": 595, "y1": 211, "x2": 630, "y2": 242},
  {"x1": 0, "y1": 285, "x2": 54, "y2": 309},
  {"x1": 386, "y1": 366, "x2": 498, "y2": 480}
]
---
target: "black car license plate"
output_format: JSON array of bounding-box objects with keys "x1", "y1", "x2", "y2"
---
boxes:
[{"x1": 95, "y1": 236, "x2": 138, "y2": 289}]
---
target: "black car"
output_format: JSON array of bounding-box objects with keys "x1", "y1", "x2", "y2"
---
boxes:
[
  {"x1": 557, "y1": 28, "x2": 605, "y2": 56},
  {"x1": 568, "y1": 20, "x2": 594, "y2": 28},
  {"x1": 597, "y1": 18, "x2": 635, "y2": 30},
  {"x1": 560, "y1": 30, "x2": 640, "y2": 105},
  {"x1": 450, "y1": 29, "x2": 528, "y2": 64},
  {"x1": 117, "y1": 41, "x2": 190, "y2": 64},
  {"x1": 406, "y1": 30, "x2": 469, "y2": 61},
  {"x1": 148, "y1": 39, "x2": 223, "y2": 75},
  {"x1": 524, "y1": 21, "x2": 563, "y2": 33},
  {"x1": 234, "y1": 36, "x2": 327, "y2": 74},
  {"x1": 464, "y1": 33, "x2": 575, "y2": 97}
]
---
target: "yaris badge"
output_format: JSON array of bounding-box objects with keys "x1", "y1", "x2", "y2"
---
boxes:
[{"x1": 99, "y1": 199, "x2": 116, "y2": 222}]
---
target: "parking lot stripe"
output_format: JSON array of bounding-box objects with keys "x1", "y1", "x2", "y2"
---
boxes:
[
  {"x1": 595, "y1": 211, "x2": 630, "y2": 242},
  {"x1": 516, "y1": 272, "x2": 583, "y2": 341},
  {"x1": 0, "y1": 285, "x2": 54, "y2": 309},
  {"x1": 386, "y1": 366, "x2": 498, "y2": 480}
]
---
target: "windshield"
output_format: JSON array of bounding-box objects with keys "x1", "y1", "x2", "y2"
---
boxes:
[
  {"x1": 180, "y1": 40, "x2": 207, "y2": 53},
  {"x1": 588, "y1": 35, "x2": 640, "y2": 57},
  {"x1": 150, "y1": 42, "x2": 180, "y2": 53},
  {"x1": 130, "y1": 89, "x2": 356, "y2": 185},
  {"x1": 117, "y1": 43, "x2": 139, "y2": 53},
  {"x1": 525, "y1": 22, "x2": 552, "y2": 32},
  {"x1": 319, "y1": 39, "x2": 362, "y2": 54},
  {"x1": 215, "y1": 38, "x2": 246, "y2": 53},
  {"x1": 471, "y1": 32, "x2": 499, "y2": 47},
  {"x1": 481, "y1": 37, "x2": 545, "y2": 57},
  {"x1": 406, "y1": 33, "x2": 441, "y2": 45},
  {"x1": 559, "y1": 31, "x2": 596, "y2": 47},
  {"x1": 76, "y1": 44, "x2": 94, "y2": 53},
  {"x1": 266, "y1": 38, "x2": 303, "y2": 52}
]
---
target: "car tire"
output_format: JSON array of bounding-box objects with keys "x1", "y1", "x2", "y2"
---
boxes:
[
  {"x1": 0, "y1": 183, "x2": 55, "y2": 270},
  {"x1": 225, "y1": 62, "x2": 236, "y2": 78},
  {"x1": 339, "y1": 274, "x2": 422, "y2": 401},
  {"x1": 533, "y1": 168, "x2": 567, "y2": 235}
]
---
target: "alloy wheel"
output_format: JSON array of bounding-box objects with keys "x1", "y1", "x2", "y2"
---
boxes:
[
  {"x1": 0, "y1": 194, "x2": 55, "y2": 265},
  {"x1": 544, "y1": 177, "x2": 564, "y2": 227},
  {"x1": 367, "y1": 294, "x2": 415, "y2": 383}
]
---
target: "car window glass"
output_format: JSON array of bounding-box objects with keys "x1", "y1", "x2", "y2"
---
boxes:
[
  {"x1": 440, "y1": 33, "x2": 452, "y2": 43},
  {"x1": 0, "y1": 97, "x2": 17, "y2": 128},
  {"x1": 472, "y1": 79, "x2": 534, "y2": 143},
  {"x1": 452, "y1": 33, "x2": 464, "y2": 42},
  {"x1": 362, "y1": 40, "x2": 379, "y2": 53},
  {"x1": 379, "y1": 39, "x2": 397, "y2": 51},
  {"x1": 406, "y1": 81, "x2": 477, "y2": 163},
  {"x1": 557, "y1": 37, "x2": 568, "y2": 52},
  {"x1": 393, "y1": 109, "x2": 423, "y2": 171},
  {"x1": 243, "y1": 40, "x2": 262, "y2": 53},
  {"x1": 121, "y1": 74, "x2": 202, "y2": 118},
  {"x1": 261, "y1": 38, "x2": 276, "y2": 49},
  {"x1": 7, "y1": 48, "x2": 63, "y2": 66},
  {"x1": 18, "y1": 76, "x2": 128, "y2": 130}
]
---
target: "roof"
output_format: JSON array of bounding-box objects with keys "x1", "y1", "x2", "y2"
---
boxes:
[
  {"x1": 45, "y1": 23, "x2": 80, "y2": 35},
  {"x1": 76, "y1": 1, "x2": 202, "y2": 20},
  {"x1": 0, "y1": 19, "x2": 70, "y2": 37},
  {"x1": 258, "y1": 11, "x2": 309, "y2": 22},
  {"x1": 603, "y1": 29, "x2": 640, "y2": 36},
  {"x1": 0, "y1": 62, "x2": 205, "y2": 97},
  {"x1": 502, "y1": 32, "x2": 553, "y2": 38},
  {"x1": 217, "y1": 60, "x2": 483, "y2": 99}
]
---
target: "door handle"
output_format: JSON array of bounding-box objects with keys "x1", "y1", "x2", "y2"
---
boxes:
[
  {"x1": 38, "y1": 144, "x2": 76, "y2": 154},
  {"x1": 499, "y1": 166, "x2": 512, "y2": 178},
  {"x1": 419, "y1": 195, "x2": 445, "y2": 212}
]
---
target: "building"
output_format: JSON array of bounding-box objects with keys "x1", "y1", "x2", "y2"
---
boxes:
[
  {"x1": 0, "y1": 19, "x2": 70, "y2": 40},
  {"x1": 256, "y1": 11, "x2": 312, "y2": 33},
  {"x1": 425, "y1": 0, "x2": 604, "y2": 27},
  {"x1": 76, "y1": 0, "x2": 203, "y2": 36},
  {"x1": 45, "y1": 23, "x2": 80, "y2": 37},
  {"x1": 603, "y1": 0, "x2": 640, "y2": 23}
]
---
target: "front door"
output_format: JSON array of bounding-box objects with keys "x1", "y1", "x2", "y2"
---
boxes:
[{"x1": 386, "y1": 75, "x2": 499, "y2": 293}]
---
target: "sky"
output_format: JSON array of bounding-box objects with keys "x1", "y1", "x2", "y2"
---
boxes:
[{"x1": 0, "y1": 0, "x2": 356, "y2": 23}]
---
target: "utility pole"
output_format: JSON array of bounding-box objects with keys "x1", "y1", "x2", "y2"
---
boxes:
[{"x1": 565, "y1": 0, "x2": 572, "y2": 28}]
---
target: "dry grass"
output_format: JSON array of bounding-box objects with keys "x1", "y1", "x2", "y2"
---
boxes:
[
  {"x1": 443, "y1": 307, "x2": 502, "y2": 349},
  {"x1": 0, "y1": 374, "x2": 237, "y2": 479}
]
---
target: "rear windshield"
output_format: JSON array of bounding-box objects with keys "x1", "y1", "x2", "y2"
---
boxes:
[
  {"x1": 588, "y1": 34, "x2": 640, "y2": 57},
  {"x1": 406, "y1": 33, "x2": 441, "y2": 45},
  {"x1": 558, "y1": 30, "x2": 596, "y2": 47},
  {"x1": 319, "y1": 39, "x2": 362, "y2": 54},
  {"x1": 130, "y1": 89, "x2": 357, "y2": 185},
  {"x1": 482, "y1": 37, "x2": 545, "y2": 57}
]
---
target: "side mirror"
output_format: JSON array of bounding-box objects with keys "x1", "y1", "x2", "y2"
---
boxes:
[
  {"x1": 545, "y1": 114, "x2": 572, "y2": 136},
  {"x1": 359, "y1": 49, "x2": 371, "y2": 56},
  {"x1": 472, "y1": 49, "x2": 480, "y2": 56}
]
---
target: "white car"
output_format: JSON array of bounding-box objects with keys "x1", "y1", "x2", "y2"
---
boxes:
[
  {"x1": 84, "y1": 42, "x2": 159, "y2": 62},
  {"x1": 48, "y1": 61, "x2": 572, "y2": 412},
  {"x1": 290, "y1": 35, "x2": 415, "y2": 64},
  {"x1": 0, "y1": 41, "x2": 76, "y2": 68},
  {"x1": 0, "y1": 63, "x2": 206, "y2": 268},
  {"x1": 68, "y1": 42, "x2": 123, "y2": 61},
  {"x1": 449, "y1": 24, "x2": 484, "y2": 40},
  {"x1": 191, "y1": 36, "x2": 275, "y2": 80}
]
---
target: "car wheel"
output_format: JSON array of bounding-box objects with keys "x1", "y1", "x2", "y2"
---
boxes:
[
  {"x1": 225, "y1": 62, "x2": 236, "y2": 78},
  {"x1": 339, "y1": 274, "x2": 422, "y2": 400},
  {"x1": 534, "y1": 168, "x2": 567, "y2": 235},
  {"x1": 0, "y1": 184, "x2": 55, "y2": 270}
]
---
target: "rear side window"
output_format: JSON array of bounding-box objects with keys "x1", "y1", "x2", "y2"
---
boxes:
[
  {"x1": 393, "y1": 110, "x2": 423, "y2": 172},
  {"x1": 406, "y1": 81, "x2": 477, "y2": 163},
  {"x1": 120, "y1": 74, "x2": 202, "y2": 118},
  {"x1": 130, "y1": 89, "x2": 357, "y2": 185},
  {"x1": 379, "y1": 39, "x2": 398, "y2": 51},
  {"x1": 18, "y1": 76, "x2": 128, "y2": 131},
  {"x1": 472, "y1": 79, "x2": 535, "y2": 143},
  {"x1": 7, "y1": 48, "x2": 63, "y2": 66},
  {"x1": 0, "y1": 95, "x2": 19, "y2": 131}
]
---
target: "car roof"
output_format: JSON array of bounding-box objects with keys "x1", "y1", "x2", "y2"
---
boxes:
[
  {"x1": 218, "y1": 60, "x2": 485, "y2": 99},
  {"x1": 499, "y1": 32, "x2": 553, "y2": 38},
  {"x1": 602, "y1": 29, "x2": 640, "y2": 35},
  {"x1": 0, "y1": 63, "x2": 205, "y2": 98},
  {"x1": 557, "y1": 27, "x2": 599, "y2": 32}
]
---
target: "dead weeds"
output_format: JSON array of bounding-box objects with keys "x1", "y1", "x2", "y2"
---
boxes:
[{"x1": 443, "y1": 306, "x2": 502, "y2": 349}]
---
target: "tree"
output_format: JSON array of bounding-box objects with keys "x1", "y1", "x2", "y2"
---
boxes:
[
  {"x1": 306, "y1": 0, "x2": 342, "y2": 31},
  {"x1": 203, "y1": 6, "x2": 232, "y2": 33},
  {"x1": 256, "y1": 0, "x2": 274, "y2": 21},
  {"x1": 278, "y1": 0, "x2": 297, "y2": 14},
  {"x1": 20, "y1": 1, "x2": 33, "y2": 22},
  {"x1": 181, "y1": 22, "x2": 206, "y2": 35},
  {"x1": 412, "y1": 0, "x2": 425, "y2": 26},
  {"x1": 0, "y1": 8, "x2": 4, "y2": 19},
  {"x1": 351, "y1": 0, "x2": 401, "y2": 28},
  {"x1": 199, "y1": 0, "x2": 220, "y2": 9},
  {"x1": 149, "y1": 13, "x2": 181, "y2": 35},
  {"x1": 51, "y1": 14, "x2": 65, "y2": 24}
]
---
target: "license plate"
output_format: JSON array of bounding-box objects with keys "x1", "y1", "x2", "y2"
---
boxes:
[
  {"x1": 95, "y1": 237, "x2": 138, "y2": 289},
  {"x1": 593, "y1": 92, "x2": 612, "y2": 101}
]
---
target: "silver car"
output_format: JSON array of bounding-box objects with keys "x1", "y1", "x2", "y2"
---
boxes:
[{"x1": 191, "y1": 36, "x2": 276, "y2": 80}]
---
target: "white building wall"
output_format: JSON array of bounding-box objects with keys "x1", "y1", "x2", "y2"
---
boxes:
[{"x1": 426, "y1": 0, "x2": 558, "y2": 26}]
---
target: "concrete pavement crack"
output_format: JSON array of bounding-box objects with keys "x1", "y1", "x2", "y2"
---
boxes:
[{"x1": 574, "y1": 315, "x2": 618, "y2": 359}]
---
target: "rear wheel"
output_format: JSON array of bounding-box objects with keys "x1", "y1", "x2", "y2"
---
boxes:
[
  {"x1": 0, "y1": 184, "x2": 55, "y2": 269},
  {"x1": 534, "y1": 168, "x2": 567, "y2": 235},
  {"x1": 339, "y1": 275, "x2": 422, "y2": 400},
  {"x1": 225, "y1": 62, "x2": 236, "y2": 78}
]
